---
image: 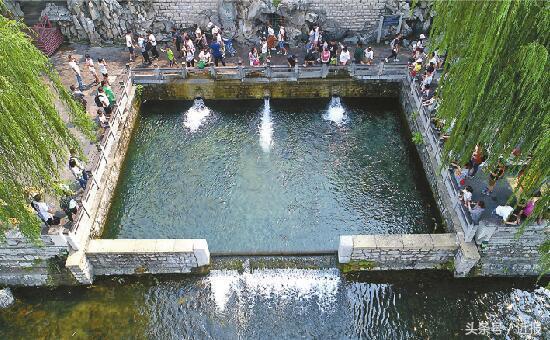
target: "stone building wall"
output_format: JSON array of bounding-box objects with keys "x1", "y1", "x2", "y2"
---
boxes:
[{"x1": 0, "y1": 230, "x2": 75, "y2": 286}]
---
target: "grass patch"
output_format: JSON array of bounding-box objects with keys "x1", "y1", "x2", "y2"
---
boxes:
[{"x1": 340, "y1": 260, "x2": 377, "y2": 273}]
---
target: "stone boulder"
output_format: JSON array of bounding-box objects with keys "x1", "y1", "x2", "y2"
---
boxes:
[{"x1": 0, "y1": 288, "x2": 14, "y2": 309}]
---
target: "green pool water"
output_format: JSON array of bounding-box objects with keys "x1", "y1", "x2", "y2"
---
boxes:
[
  {"x1": 0, "y1": 264, "x2": 548, "y2": 339},
  {"x1": 103, "y1": 98, "x2": 440, "y2": 253}
]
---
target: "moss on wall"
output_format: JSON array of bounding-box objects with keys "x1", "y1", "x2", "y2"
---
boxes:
[{"x1": 142, "y1": 79, "x2": 400, "y2": 101}]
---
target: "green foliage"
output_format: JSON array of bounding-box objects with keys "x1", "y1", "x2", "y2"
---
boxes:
[
  {"x1": 412, "y1": 131, "x2": 423, "y2": 145},
  {"x1": 0, "y1": 9, "x2": 95, "y2": 238},
  {"x1": 135, "y1": 84, "x2": 144, "y2": 101},
  {"x1": 430, "y1": 0, "x2": 549, "y2": 275},
  {"x1": 272, "y1": 0, "x2": 281, "y2": 8}
]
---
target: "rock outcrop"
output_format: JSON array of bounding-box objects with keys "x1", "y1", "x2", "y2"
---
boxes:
[{"x1": 39, "y1": 0, "x2": 434, "y2": 45}]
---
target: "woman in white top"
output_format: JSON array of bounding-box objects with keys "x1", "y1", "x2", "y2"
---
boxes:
[
  {"x1": 148, "y1": 31, "x2": 159, "y2": 58},
  {"x1": 339, "y1": 46, "x2": 351, "y2": 65},
  {"x1": 365, "y1": 47, "x2": 374, "y2": 65},
  {"x1": 97, "y1": 58, "x2": 109, "y2": 85},
  {"x1": 184, "y1": 37, "x2": 195, "y2": 67},
  {"x1": 32, "y1": 194, "x2": 60, "y2": 225},
  {"x1": 198, "y1": 48, "x2": 211, "y2": 69},
  {"x1": 125, "y1": 30, "x2": 135, "y2": 61},
  {"x1": 85, "y1": 54, "x2": 99, "y2": 84},
  {"x1": 277, "y1": 26, "x2": 287, "y2": 55}
]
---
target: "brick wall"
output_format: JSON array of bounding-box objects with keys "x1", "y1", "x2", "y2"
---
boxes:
[{"x1": 151, "y1": 0, "x2": 218, "y2": 27}]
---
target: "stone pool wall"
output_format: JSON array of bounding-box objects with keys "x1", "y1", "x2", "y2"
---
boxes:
[
  {"x1": 141, "y1": 78, "x2": 401, "y2": 100},
  {"x1": 0, "y1": 230, "x2": 75, "y2": 286},
  {"x1": 476, "y1": 224, "x2": 548, "y2": 276},
  {"x1": 338, "y1": 234, "x2": 480, "y2": 277},
  {"x1": 67, "y1": 239, "x2": 210, "y2": 283}
]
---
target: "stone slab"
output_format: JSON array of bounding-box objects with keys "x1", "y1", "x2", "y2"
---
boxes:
[
  {"x1": 374, "y1": 235, "x2": 404, "y2": 250},
  {"x1": 401, "y1": 234, "x2": 433, "y2": 250}
]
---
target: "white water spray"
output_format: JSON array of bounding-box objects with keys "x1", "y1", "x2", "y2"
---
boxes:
[
  {"x1": 323, "y1": 96, "x2": 346, "y2": 125},
  {"x1": 184, "y1": 98, "x2": 210, "y2": 132},
  {"x1": 259, "y1": 97, "x2": 273, "y2": 152}
]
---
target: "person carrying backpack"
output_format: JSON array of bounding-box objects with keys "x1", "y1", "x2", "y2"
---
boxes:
[{"x1": 95, "y1": 87, "x2": 112, "y2": 116}]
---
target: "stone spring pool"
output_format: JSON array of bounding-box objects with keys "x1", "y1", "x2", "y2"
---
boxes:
[{"x1": 103, "y1": 98, "x2": 441, "y2": 253}]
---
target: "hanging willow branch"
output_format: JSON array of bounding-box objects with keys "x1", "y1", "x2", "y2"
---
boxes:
[
  {"x1": 0, "y1": 7, "x2": 95, "y2": 239},
  {"x1": 430, "y1": 0, "x2": 549, "y2": 275}
]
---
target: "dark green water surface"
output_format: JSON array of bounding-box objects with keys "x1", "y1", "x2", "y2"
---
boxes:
[
  {"x1": 0, "y1": 264, "x2": 548, "y2": 339},
  {"x1": 104, "y1": 98, "x2": 440, "y2": 253}
]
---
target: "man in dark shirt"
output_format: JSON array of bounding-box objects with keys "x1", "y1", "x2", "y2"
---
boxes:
[
  {"x1": 354, "y1": 42, "x2": 365, "y2": 64},
  {"x1": 287, "y1": 54, "x2": 297, "y2": 68},
  {"x1": 210, "y1": 41, "x2": 226, "y2": 66}
]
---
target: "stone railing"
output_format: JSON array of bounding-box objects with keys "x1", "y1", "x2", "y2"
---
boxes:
[
  {"x1": 67, "y1": 69, "x2": 135, "y2": 250},
  {"x1": 131, "y1": 63, "x2": 408, "y2": 84},
  {"x1": 401, "y1": 76, "x2": 476, "y2": 241},
  {"x1": 66, "y1": 239, "x2": 210, "y2": 284},
  {"x1": 338, "y1": 234, "x2": 479, "y2": 277}
]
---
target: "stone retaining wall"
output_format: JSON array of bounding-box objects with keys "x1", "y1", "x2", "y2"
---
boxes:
[
  {"x1": 339, "y1": 234, "x2": 457, "y2": 270},
  {"x1": 476, "y1": 224, "x2": 548, "y2": 276},
  {"x1": 0, "y1": 230, "x2": 74, "y2": 286},
  {"x1": 338, "y1": 234, "x2": 480, "y2": 277},
  {"x1": 142, "y1": 78, "x2": 401, "y2": 100},
  {"x1": 66, "y1": 239, "x2": 210, "y2": 283}
]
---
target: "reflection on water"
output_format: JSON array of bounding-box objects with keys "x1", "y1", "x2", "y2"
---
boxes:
[
  {"x1": 104, "y1": 99, "x2": 441, "y2": 252},
  {"x1": 0, "y1": 267, "x2": 548, "y2": 339}
]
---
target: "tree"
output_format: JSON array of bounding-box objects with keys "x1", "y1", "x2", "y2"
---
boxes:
[
  {"x1": 429, "y1": 0, "x2": 548, "y2": 275},
  {"x1": 0, "y1": 6, "x2": 94, "y2": 238}
]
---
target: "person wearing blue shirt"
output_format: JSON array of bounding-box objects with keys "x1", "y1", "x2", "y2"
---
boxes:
[{"x1": 210, "y1": 41, "x2": 226, "y2": 66}]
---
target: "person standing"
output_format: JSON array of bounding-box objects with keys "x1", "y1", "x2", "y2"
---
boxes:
[
  {"x1": 365, "y1": 46, "x2": 374, "y2": 65},
  {"x1": 249, "y1": 46, "x2": 259, "y2": 66},
  {"x1": 198, "y1": 47, "x2": 211, "y2": 69},
  {"x1": 84, "y1": 54, "x2": 99, "y2": 84},
  {"x1": 321, "y1": 47, "x2": 330, "y2": 64},
  {"x1": 482, "y1": 159, "x2": 506, "y2": 195},
  {"x1": 95, "y1": 87, "x2": 112, "y2": 116},
  {"x1": 184, "y1": 36, "x2": 196, "y2": 67},
  {"x1": 267, "y1": 24, "x2": 276, "y2": 51},
  {"x1": 313, "y1": 25, "x2": 320, "y2": 48},
  {"x1": 277, "y1": 26, "x2": 287, "y2": 55},
  {"x1": 468, "y1": 145, "x2": 483, "y2": 177},
  {"x1": 172, "y1": 28, "x2": 183, "y2": 59},
  {"x1": 97, "y1": 58, "x2": 109, "y2": 85},
  {"x1": 210, "y1": 40, "x2": 225, "y2": 66},
  {"x1": 69, "y1": 157, "x2": 88, "y2": 189},
  {"x1": 138, "y1": 34, "x2": 151, "y2": 65},
  {"x1": 148, "y1": 31, "x2": 159, "y2": 59},
  {"x1": 101, "y1": 80, "x2": 115, "y2": 104},
  {"x1": 385, "y1": 34, "x2": 400, "y2": 63},
  {"x1": 339, "y1": 46, "x2": 351, "y2": 65},
  {"x1": 125, "y1": 30, "x2": 135, "y2": 61},
  {"x1": 68, "y1": 55, "x2": 83, "y2": 91},
  {"x1": 354, "y1": 42, "x2": 365, "y2": 64}
]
